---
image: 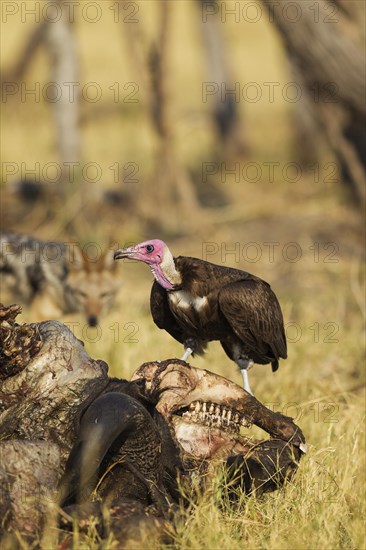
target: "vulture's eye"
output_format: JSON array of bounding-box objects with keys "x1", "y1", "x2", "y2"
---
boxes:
[{"x1": 146, "y1": 244, "x2": 155, "y2": 253}]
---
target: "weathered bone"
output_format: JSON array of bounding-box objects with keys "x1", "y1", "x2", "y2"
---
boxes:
[
  {"x1": 0, "y1": 305, "x2": 109, "y2": 536},
  {"x1": 131, "y1": 360, "x2": 305, "y2": 449},
  {"x1": 0, "y1": 303, "x2": 42, "y2": 381},
  {"x1": 0, "y1": 314, "x2": 109, "y2": 459},
  {"x1": 0, "y1": 305, "x2": 305, "y2": 542},
  {"x1": 177, "y1": 399, "x2": 245, "y2": 433},
  {"x1": 0, "y1": 441, "x2": 60, "y2": 539}
]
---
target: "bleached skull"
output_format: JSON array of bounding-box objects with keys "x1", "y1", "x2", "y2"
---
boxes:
[{"x1": 131, "y1": 360, "x2": 305, "y2": 461}]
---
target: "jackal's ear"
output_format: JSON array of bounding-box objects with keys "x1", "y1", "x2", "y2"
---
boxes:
[
  {"x1": 99, "y1": 245, "x2": 119, "y2": 272},
  {"x1": 97, "y1": 240, "x2": 120, "y2": 272},
  {"x1": 66, "y1": 242, "x2": 85, "y2": 272}
]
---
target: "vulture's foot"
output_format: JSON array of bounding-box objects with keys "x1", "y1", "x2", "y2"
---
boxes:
[
  {"x1": 236, "y1": 358, "x2": 254, "y2": 395},
  {"x1": 181, "y1": 347, "x2": 193, "y2": 362},
  {"x1": 240, "y1": 367, "x2": 253, "y2": 396}
]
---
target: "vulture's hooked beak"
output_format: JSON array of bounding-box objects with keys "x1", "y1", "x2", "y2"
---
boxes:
[{"x1": 114, "y1": 246, "x2": 135, "y2": 260}]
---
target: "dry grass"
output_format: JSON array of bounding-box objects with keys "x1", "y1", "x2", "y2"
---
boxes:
[
  {"x1": 1, "y1": 1, "x2": 365, "y2": 548},
  {"x1": 78, "y1": 248, "x2": 365, "y2": 550},
  {"x1": 3, "y1": 222, "x2": 364, "y2": 549}
]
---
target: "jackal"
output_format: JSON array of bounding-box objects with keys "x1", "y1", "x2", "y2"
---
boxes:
[{"x1": 0, "y1": 232, "x2": 122, "y2": 326}]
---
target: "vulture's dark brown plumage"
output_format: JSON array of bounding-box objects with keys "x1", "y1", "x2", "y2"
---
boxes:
[
  {"x1": 114, "y1": 240, "x2": 287, "y2": 393},
  {"x1": 150, "y1": 256, "x2": 287, "y2": 372}
]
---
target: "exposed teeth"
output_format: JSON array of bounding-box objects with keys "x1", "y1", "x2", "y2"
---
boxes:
[
  {"x1": 177, "y1": 401, "x2": 251, "y2": 433},
  {"x1": 241, "y1": 417, "x2": 251, "y2": 428}
]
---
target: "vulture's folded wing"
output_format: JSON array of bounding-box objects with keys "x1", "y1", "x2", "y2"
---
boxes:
[{"x1": 218, "y1": 280, "x2": 287, "y2": 360}]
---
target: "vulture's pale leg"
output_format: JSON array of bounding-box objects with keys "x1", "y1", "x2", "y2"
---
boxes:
[
  {"x1": 241, "y1": 368, "x2": 253, "y2": 395},
  {"x1": 238, "y1": 359, "x2": 254, "y2": 395},
  {"x1": 181, "y1": 347, "x2": 193, "y2": 362}
]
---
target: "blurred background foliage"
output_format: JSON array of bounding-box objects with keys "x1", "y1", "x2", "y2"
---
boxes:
[
  {"x1": 0, "y1": 0, "x2": 365, "y2": 374},
  {"x1": 0, "y1": 0, "x2": 364, "y2": 372},
  {"x1": 1, "y1": 0, "x2": 364, "y2": 238},
  {"x1": 0, "y1": 2, "x2": 365, "y2": 547}
]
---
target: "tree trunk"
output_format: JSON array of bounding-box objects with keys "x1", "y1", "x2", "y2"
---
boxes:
[
  {"x1": 120, "y1": 1, "x2": 200, "y2": 230},
  {"x1": 262, "y1": 0, "x2": 366, "y2": 207},
  {"x1": 0, "y1": 20, "x2": 49, "y2": 83},
  {"x1": 148, "y1": 2, "x2": 200, "y2": 214},
  {"x1": 199, "y1": 0, "x2": 248, "y2": 159},
  {"x1": 45, "y1": 2, "x2": 81, "y2": 186}
]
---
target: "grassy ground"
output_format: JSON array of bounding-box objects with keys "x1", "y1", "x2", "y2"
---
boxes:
[
  {"x1": 4, "y1": 211, "x2": 365, "y2": 550},
  {"x1": 92, "y1": 242, "x2": 365, "y2": 550},
  {"x1": 1, "y1": 1, "x2": 365, "y2": 548}
]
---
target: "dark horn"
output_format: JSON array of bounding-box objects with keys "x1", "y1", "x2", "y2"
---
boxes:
[
  {"x1": 236, "y1": 392, "x2": 306, "y2": 449},
  {"x1": 59, "y1": 392, "x2": 161, "y2": 506}
]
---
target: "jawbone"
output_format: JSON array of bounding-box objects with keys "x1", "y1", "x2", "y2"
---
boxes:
[
  {"x1": 172, "y1": 417, "x2": 250, "y2": 460},
  {"x1": 131, "y1": 359, "x2": 306, "y2": 462}
]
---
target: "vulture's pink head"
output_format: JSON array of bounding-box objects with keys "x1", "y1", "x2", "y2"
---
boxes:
[
  {"x1": 114, "y1": 239, "x2": 181, "y2": 290},
  {"x1": 114, "y1": 239, "x2": 166, "y2": 265}
]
